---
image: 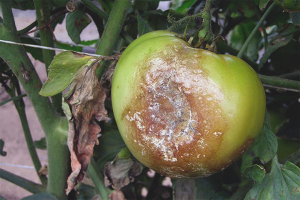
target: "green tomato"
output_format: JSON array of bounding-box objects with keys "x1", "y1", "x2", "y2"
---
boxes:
[{"x1": 111, "y1": 31, "x2": 266, "y2": 178}]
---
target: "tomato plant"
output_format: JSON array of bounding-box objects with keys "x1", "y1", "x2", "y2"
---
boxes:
[{"x1": 112, "y1": 30, "x2": 266, "y2": 178}]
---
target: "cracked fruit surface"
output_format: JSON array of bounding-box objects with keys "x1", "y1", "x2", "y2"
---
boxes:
[{"x1": 111, "y1": 31, "x2": 266, "y2": 178}]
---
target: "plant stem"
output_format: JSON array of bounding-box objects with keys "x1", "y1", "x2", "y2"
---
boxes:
[
  {"x1": 33, "y1": 0, "x2": 55, "y2": 68},
  {"x1": 0, "y1": 93, "x2": 26, "y2": 107},
  {"x1": 237, "y1": 2, "x2": 276, "y2": 58},
  {"x1": 13, "y1": 78, "x2": 48, "y2": 186},
  {"x1": 95, "y1": 0, "x2": 132, "y2": 77},
  {"x1": 259, "y1": 74, "x2": 300, "y2": 92},
  {"x1": 0, "y1": 168, "x2": 45, "y2": 194},
  {"x1": 33, "y1": 0, "x2": 63, "y2": 115},
  {"x1": 197, "y1": 0, "x2": 214, "y2": 42},
  {"x1": 87, "y1": 159, "x2": 109, "y2": 200},
  {"x1": 46, "y1": 117, "x2": 69, "y2": 200},
  {"x1": 17, "y1": 21, "x2": 38, "y2": 35},
  {"x1": 95, "y1": 0, "x2": 131, "y2": 56},
  {"x1": 84, "y1": 0, "x2": 133, "y2": 45}
]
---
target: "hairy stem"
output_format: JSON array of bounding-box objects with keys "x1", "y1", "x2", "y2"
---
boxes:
[
  {"x1": 259, "y1": 74, "x2": 300, "y2": 92},
  {"x1": 197, "y1": 0, "x2": 214, "y2": 42},
  {"x1": 33, "y1": 0, "x2": 63, "y2": 115},
  {"x1": 237, "y1": 2, "x2": 276, "y2": 58},
  {"x1": 87, "y1": 159, "x2": 109, "y2": 200},
  {"x1": 0, "y1": 168, "x2": 45, "y2": 194}
]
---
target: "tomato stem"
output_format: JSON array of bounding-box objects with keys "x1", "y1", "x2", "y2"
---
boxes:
[{"x1": 237, "y1": 2, "x2": 276, "y2": 59}]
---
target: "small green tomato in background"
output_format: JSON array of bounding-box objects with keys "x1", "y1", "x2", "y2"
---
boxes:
[{"x1": 111, "y1": 31, "x2": 266, "y2": 178}]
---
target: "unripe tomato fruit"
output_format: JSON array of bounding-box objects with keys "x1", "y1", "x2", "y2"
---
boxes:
[{"x1": 111, "y1": 31, "x2": 266, "y2": 178}]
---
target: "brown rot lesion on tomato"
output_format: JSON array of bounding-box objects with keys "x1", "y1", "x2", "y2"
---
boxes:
[{"x1": 112, "y1": 31, "x2": 266, "y2": 179}]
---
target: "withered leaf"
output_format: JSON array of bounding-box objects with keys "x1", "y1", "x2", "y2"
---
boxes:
[
  {"x1": 104, "y1": 149, "x2": 143, "y2": 190},
  {"x1": 65, "y1": 60, "x2": 110, "y2": 194}
]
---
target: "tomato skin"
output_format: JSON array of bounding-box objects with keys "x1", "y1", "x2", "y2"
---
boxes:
[{"x1": 111, "y1": 31, "x2": 266, "y2": 178}]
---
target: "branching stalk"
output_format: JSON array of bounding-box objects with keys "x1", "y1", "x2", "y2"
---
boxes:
[
  {"x1": 259, "y1": 74, "x2": 300, "y2": 92},
  {"x1": 0, "y1": 168, "x2": 45, "y2": 194}
]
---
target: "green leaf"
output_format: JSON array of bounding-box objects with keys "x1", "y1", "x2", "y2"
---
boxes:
[
  {"x1": 0, "y1": 139, "x2": 7, "y2": 156},
  {"x1": 34, "y1": 137, "x2": 46, "y2": 150},
  {"x1": 173, "y1": 174, "x2": 230, "y2": 200},
  {"x1": 230, "y1": 21, "x2": 262, "y2": 62},
  {"x1": 136, "y1": 11, "x2": 153, "y2": 36},
  {"x1": 245, "y1": 156, "x2": 300, "y2": 200},
  {"x1": 21, "y1": 193, "x2": 58, "y2": 200},
  {"x1": 66, "y1": 10, "x2": 92, "y2": 44},
  {"x1": 39, "y1": 51, "x2": 94, "y2": 97},
  {"x1": 290, "y1": 12, "x2": 300, "y2": 26},
  {"x1": 243, "y1": 165, "x2": 266, "y2": 183},
  {"x1": 241, "y1": 117, "x2": 278, "y2": 172},
  {"x1": 259, "y1": 23, "x2": 297, "y2": 70},
  {"x1": 259, "y1": 0, "x2": 270, "y2": 10},
  {"x1": 20, "y1": 37, "x2": 44, "y2": 62}
]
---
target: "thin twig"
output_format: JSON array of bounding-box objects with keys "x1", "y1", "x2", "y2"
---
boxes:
[
  {"x1": 26, "y1": 9, "x2": 68, "y2": 35},
  {"x1": 237, "y1": 2, "x2": 276, "y2": 58},
  {"x1": 0, "y1": 93, "x2": 27, "y2": 107}
]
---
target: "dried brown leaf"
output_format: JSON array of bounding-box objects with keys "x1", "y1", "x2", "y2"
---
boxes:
[
  {"x1": 104, "y1": 156, "x2": 143, "y2": 190},
  {"x1": 65, "y1": 60, "x2": 110, "y2": 194}
]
